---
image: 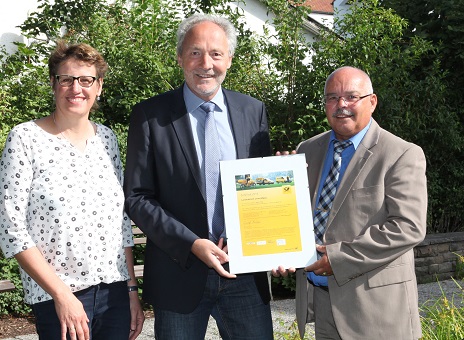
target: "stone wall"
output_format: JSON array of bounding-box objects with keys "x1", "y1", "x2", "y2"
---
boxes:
[{"x1": 414, "y1": 232, "x2": 464, "y2": 283}]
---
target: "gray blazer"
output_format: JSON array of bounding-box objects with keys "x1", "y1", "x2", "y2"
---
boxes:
[{"x1": 295, "y1": 120, "x2": 427, "y2": 339}]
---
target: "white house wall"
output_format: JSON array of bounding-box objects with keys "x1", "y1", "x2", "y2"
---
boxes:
[{"x1": 0, "y1": 0, "x2": 39, "y2": 55}]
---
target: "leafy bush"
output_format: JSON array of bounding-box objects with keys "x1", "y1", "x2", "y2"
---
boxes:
[{"x1": 0, "y1": 254, "x2": 31, "y2": 316}]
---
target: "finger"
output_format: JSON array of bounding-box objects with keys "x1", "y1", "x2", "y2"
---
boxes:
[
  {"x1": 133, "y1": 313, "x2": 145, "y2": 338},
  {"x1": 271, "y1": 268, "x2": 280, "y2": 277},
  {"x1": 275, "y1": 151, "x2": 281, "y2": 156},
  {"x1": 83, "y1": 320, "x2": 90, "y2": 340},
  {"x1": 129, "y1": 321, "x2": 137, "y2": 338},
  {"x1": 304, "y1": 263, "x2": 318, "y2": 272},
  {"x1": 213, "y1": 263, "x2": 236, "y2": 278},
  {"x1": 61, "y1": 322, "x2": 67, "y2": 340},
  {"x1": 316, "y1": 245, "x2": 326, "y2": 253},
  {"x1": 277, "y1": 265, "x2": 288, "y2": 277},
  {"x1": 213, "y1": 249, "x2": 229, "y2": 264},
  {"x1": 74, "y1": 323, "x2": 86, "y2": 340},
  {"x1": 67, "y1": 324, "x2": 77, "y2": 340}
]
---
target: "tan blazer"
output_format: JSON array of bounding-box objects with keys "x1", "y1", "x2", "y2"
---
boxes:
[{"x1": 295, "y1": 120, "x2": 427, "y2": 339}]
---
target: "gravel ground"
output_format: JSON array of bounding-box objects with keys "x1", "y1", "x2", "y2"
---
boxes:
[{"x1": 3, "y1": 279, "x2": 463, "y2": 340}]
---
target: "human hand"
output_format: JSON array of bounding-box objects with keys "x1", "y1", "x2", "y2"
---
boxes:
[
  {"x1": 54, "y1": 292, "x2": 90, "y2": 340},
  {"x1": 271, "y1": 265, "x2": 296, "y2": 278},
  {"x1": 304, "y1": 245, "x2": 333, "y2": 276},
  {"x1": 191, "y1": 239, "x2": 236, "y2": 279},
  {"x1": 128, "y1": 291, "x2": 145, "y2": 340},
  {"x1": 217, "y1": 237, "x2": 228, "y2": 254},
  {"x1": 275, "y1": 150, "x2": 297, "y2": 156}
]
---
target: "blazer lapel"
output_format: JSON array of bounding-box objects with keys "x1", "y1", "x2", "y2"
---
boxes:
[
  {"x1": 310, "y1": 134, "x2": 331, "y2": 210},
  {"x1": 170, "y1": 87, "x2": 205, "y2": 198},
  {"x1": 223, "y1": 89, "x2": 246, "y2": 159}
]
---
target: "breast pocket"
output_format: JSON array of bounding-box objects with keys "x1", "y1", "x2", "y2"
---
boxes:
[{"x1": 350, "y1": 185, "x2": 384, "y2": 224}]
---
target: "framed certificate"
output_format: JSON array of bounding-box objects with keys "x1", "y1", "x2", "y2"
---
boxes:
[{"x1": 220, "y1": 154, "x2": 317, "y2": 274}]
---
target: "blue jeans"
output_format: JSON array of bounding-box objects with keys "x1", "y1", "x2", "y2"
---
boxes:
[
  {"x1": 154, "y1": 270, "x2": 273, "y2": 340},
  {"x1": 31, "y1": 281, "x2": 130, "y2": 340}
]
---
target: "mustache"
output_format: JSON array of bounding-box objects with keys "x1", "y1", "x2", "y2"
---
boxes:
[{"x1": 332, "y1": 108, "x2": 354, "y2": 118}]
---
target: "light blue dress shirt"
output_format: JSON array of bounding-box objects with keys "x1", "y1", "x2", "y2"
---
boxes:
[
  {"x1": 308, "y1": 119, "x2": 372, "y2": 286},
  {"x1": 183, "y1": 84, "x2": 236, "y2": 238}
]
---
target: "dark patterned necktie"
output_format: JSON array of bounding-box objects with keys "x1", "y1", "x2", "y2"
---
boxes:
[
  {"x1": 201, "y1": 102, "x2": 224, "y2": 241},
  {"x1": 313, "y1": 140, "x2": 353, "y2": 244}
]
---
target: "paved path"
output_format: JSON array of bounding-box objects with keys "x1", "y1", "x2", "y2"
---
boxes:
[{"x1": 3, "y1": 279, "x2": 462, "y2": 340}]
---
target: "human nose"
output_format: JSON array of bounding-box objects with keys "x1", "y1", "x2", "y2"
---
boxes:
[
  {"x1": 70, "y1": 78, "x2": 82, "y2": 91},
  {"x1": 336, "y1": 96, "x2": 348, "y2": 107},
  {"x1": 199, "y1": 54, "x2": 213, "y2": 69}
]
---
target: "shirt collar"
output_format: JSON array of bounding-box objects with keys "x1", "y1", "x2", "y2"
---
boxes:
[
  {"x1": 183, "y1": 83, "x2": 226, "y2": 113},
  {"x1": 329, "y1": 118, "x2": 372, "y2": 150}
]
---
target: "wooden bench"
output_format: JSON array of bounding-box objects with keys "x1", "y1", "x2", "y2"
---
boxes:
[
  {"x1": 0, "y1": 279, "x2": 15, "y2": 293},
  {"x1": 132, "y1": 226, "x2": 146, "y2": 279}
]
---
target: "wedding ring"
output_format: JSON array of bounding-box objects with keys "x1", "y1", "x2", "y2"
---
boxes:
[{"x1": 322, "y1": 272, "x2": 327, "y2": 276}]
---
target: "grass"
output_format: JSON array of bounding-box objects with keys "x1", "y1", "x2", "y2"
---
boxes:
[
  {"x1": 420, "y1": 277, "x2": 464, "y2": 340},
  {"x1": 273, "y1": 319, "x2": 315, "y2": 340}
]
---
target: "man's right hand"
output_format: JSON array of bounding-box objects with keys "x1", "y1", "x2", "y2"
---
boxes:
[{"x1": 191, "y1": 239, "x2": 236, "y2": 279}]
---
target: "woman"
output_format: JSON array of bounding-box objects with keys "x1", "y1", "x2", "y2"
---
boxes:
[{"x1": 0, "y1": 41, "x2": 144, "y2": 340}]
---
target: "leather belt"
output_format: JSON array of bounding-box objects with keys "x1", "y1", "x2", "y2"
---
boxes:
[{"x1": 317, "y1": 285, "x2": 329, "y2": 292}]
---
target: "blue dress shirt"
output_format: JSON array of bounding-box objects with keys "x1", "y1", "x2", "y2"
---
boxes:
[{"x1": 308, "y1": 119, "x2": 372, "y2": 286}]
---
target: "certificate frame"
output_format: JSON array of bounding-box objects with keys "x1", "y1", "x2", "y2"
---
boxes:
[{"x1": 220, "y1": 154, "x2": 317, "y2": 274}]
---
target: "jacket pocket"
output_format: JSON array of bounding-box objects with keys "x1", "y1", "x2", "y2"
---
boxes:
[{"x1": 367, "y1": 263, "x2": 413, "y2": 288}]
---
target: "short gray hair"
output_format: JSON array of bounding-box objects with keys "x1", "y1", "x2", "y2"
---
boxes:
[{"x1": 176, "y1": 14, "x2": 237, "y2": 57}]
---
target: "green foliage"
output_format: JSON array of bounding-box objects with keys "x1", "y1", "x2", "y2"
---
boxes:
[
  {"x1": 307, "y1": 0, "x2": 464, "y2": 233},
  {"x1": 274, "y1": 319, "x2": 315, "y2": 339},
  {"x1": 375, "y1": 0, "x2": 464, "y2": 233},
  {"x1": 420, "y1": 279, "x2": 464, "y2": 340},
  {"x1": 272, "y1": 272, "x2": 297, "y2": 293},
  {"x1": 455, "y1": 253, "x2": 464, "y2": 280},
  {"x1": 0, "y1": 254, "x2": 31, "y2": 316}
]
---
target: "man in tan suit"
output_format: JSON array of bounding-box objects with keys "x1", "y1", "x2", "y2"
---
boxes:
[{"x1": 274, "y1": 66, "x2": 427, "y2": 339}]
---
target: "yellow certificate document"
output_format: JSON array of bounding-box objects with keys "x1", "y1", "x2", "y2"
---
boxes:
[{"x1": 220, "y1": 154, "x2": 317, "y2": 274}]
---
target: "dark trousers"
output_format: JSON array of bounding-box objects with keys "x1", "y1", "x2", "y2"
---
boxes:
[{"x1": 31, "y1": 281, "x2": 130, "y2": 340}]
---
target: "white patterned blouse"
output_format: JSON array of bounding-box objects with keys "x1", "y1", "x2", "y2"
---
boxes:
[{"x1": 0, "y1": 121, "x2": 133, "y2": 304}]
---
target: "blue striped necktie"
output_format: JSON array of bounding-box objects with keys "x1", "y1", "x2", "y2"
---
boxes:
[{"x1": 201, "y1": 102, "x2": 224, "y2": 241}]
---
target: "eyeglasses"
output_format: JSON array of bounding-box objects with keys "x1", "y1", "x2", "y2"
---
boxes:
[
  {"x1": 55, "y1": 75, "x2": 98, "y2": 88},
  {"x1": 322, "y1": 93, "x2": 372, "y2": 105}
]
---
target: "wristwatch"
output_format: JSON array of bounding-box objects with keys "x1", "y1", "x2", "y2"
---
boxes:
[{"x1": 127, "y1": 285, "x2": 138, "y2": 292}]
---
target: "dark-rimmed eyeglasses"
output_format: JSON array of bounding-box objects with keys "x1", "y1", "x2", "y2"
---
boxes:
[
  {"x1": 55, "y1": 75, "x2": 98, "y2": 88},
  {"x1": 322, "y1": 93, "x2": 372, "y2": 105}
]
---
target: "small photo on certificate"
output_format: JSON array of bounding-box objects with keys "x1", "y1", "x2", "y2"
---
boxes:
[{"x1": 220, "y1": 154, "x2": 317, "y2": 274}]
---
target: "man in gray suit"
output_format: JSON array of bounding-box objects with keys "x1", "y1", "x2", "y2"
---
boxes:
[
  {"x1": 274, "y1": 66, "x2": 427, "y2": 339},
  {"x1": 124, "y1": 14, "x2": 273, "y2": 340}
]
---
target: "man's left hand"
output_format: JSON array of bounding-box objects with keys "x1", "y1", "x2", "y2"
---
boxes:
[{"x1": 304, "y1": 245, "x2": 333, "y2": 276}]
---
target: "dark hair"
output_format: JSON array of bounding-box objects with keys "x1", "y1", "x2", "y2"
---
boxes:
[{"x1": 48, "y1": 41, "x2": 108, "y2": 80}]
